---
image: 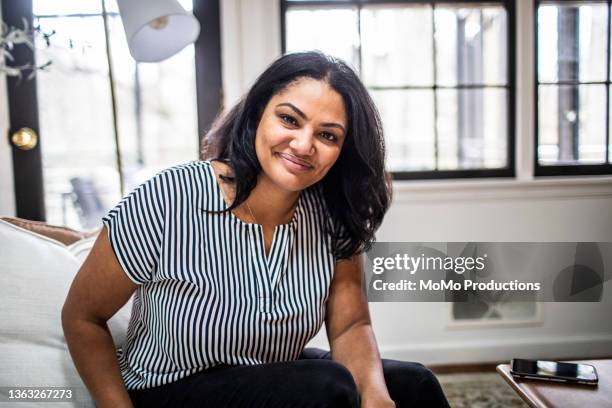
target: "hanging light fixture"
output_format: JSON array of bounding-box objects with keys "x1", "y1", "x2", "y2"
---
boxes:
[{"x1": 116, "y1": 0, "x2": 200, "y2": 62}]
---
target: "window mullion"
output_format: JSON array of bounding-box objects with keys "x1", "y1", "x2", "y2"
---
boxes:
[{"x1": 431, "y1": 3, "x2": 439, "y2": 170}]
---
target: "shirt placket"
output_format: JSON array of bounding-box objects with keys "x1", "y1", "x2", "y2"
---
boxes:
[{"x1": 246, "y1": 223, "x2": 295, "y2": 313}]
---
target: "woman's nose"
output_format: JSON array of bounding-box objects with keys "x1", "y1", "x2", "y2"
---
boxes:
[{"x1": 289, "y1": 129, "x2": 315, "y2": 155}]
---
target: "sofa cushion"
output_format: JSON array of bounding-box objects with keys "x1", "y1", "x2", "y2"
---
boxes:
[
  {"x1": 0, "y1": 216, "x2": 99, "y2": 245},
  {"x1": 0, "y1": 218, "x2": 132, "y2": 407}
]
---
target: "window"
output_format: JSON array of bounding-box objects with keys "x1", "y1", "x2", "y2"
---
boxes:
[
  {"x1": 282, "y1": 0, "x2": 515, "y2": 180},
  {"x1": 536, "y1": 0, "x2": 612, "y2": 176},
  {"x1": 32, "y1": 0, "x2": 199, "y2": 229}
]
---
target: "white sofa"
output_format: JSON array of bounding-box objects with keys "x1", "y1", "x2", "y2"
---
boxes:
[{"x1": 0, "y1": 217, "x2": 132, "y2": 407}]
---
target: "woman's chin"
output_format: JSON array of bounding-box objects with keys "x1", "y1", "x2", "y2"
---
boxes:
[
  {"x1": 260, "y1": 155, "x2": 323, "y2": 192},
  {"x1": 267, "y1": 170, "x2": 312, "y2": 193},
  {"x1": 276, "y1": 177, "x2": 309, "y2": 193}
]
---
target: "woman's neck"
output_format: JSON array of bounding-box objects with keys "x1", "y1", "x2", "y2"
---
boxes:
[
  {"x1": 249, "y1": 173, "x2": 300, "y2": 226},
  {"x1": 211, "y1": 160, "x2": 299, "y2": 226}
]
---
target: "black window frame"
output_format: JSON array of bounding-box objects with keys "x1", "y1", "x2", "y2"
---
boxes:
[
  {"x1": 280, "y1": 0, "x2": 516, "y2": 181},
  {"x1": 534, "y1": 0, "x2": 612, "y2": 177}
]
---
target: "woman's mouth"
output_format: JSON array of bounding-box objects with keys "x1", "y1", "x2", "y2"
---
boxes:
[{"x1": 275, "y1": 152, "x2": 314, "y2": 173}]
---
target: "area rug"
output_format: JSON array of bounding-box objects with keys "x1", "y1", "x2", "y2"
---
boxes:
[{"x1": 437, "y1": 372, "x2": 528, "y2": 408}]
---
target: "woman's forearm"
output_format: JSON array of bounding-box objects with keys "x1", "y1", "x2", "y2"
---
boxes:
[
  {"x1": 329, "y1": 321, "x2": 392, "y2": 401},
  {"x1": 62, "y1": 314, "x2": 133, "y2": 408}
]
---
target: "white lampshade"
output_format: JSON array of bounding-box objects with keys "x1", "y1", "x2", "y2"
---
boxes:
[{"x1": 116, "y1": 0, "x2": 200, "y2": 62}]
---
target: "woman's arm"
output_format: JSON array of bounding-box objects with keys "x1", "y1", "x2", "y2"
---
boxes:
[
  {"x1": 62, "y1": 226, "x2": 137, "y2": 408},
  {"x1": 325, "y1": 253, "x2": 395, "y2": 408}
]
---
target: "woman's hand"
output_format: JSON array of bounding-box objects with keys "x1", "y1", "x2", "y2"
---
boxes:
[{"x1": 360, "y1": 392, "x2": 396, "y2": 408}]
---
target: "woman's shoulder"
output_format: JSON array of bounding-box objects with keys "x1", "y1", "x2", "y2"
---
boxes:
[
  {"x1": 130, "y1": 160, "x2": 223, "y2": 212},
  {"x1": 161, "y1": 159, "x2": 212, "y2": 176},
  {"x1": 128, "y1": 160, "x2": 215, "y2": 202},
  {"x1": 144, "y1": 160, "x2": 214, "y2": 185}
]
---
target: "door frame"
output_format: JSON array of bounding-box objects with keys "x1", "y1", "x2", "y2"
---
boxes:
[{"x1": 2, "y1": 0, "x2": 45, "y2": 221}]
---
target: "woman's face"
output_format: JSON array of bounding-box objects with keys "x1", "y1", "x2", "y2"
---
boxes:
[{"x1": 255, "y1": 77, "x2": 347, "y2": 193}]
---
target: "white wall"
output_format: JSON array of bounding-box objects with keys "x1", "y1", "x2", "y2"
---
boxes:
[
  {"x1": 220, "y1": 0, "x2": 612, "y2": 364},
  {"x1": 369, "y1": 181, "x2": 612, "y2": 365},
  {"x1": 0, "y1": 2, "x2": 16, "y2": 216},
  {"x1": 220, "y1": 0, "x2": 282, "y2": 107}
]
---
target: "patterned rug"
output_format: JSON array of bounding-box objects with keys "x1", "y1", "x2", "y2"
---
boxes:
[{"x1": 437, "y1": 372, "x2": 528, "y2": 408}]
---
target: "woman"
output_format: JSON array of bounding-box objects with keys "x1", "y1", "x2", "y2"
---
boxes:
[{"x1": 62, "y1": 51, "x2": 450, "y2": 408}]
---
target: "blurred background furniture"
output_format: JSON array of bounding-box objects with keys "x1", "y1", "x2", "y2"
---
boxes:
[{"x1": 69, "y1": 177, "x2": 108, "y2": 229}]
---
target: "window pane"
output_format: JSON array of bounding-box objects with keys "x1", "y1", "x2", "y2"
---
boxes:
[
  {"x1": 34, "y1": 11, "x2": 198, "y2": 230},
  {"x1": 35, "y1": 16, "x2": 121, "y2": 229},
  {"x1": 34, "y1": 1, "x2": 192, "y2": 17},
  {"x1": 538, "y1": 84, "x2": 607, "y2": 165},
  {"x1": 537, "y1": 3, "x2": 608, "y2": 83},
  {"x1": 361, "y1": 4, "x2": 433, "y2": 87},
  {"x1": 435, "y1": 5, "x2": 508, "y2": 86},
  {"x1": 371, "y1": 90, "x2": 435, "y2": 171},
  {"x1": 285, "y1": 7, "x2": 360, "y2": 70},
  {"x1": 283, "y1": 1, "x2": 512, "y2": 176},
  {"x1": 437, "y1": 88, "x2": 508, "y2": 170},
  {"x1": 107, "y1": 15, "x2": 199, "y2": 181},
  {"x1": 34, "y1": 0, "x2": 103, "y2": 15}
]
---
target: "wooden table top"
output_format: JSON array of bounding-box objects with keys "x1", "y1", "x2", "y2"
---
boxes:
[{"x1": 497, "y1": 360, "x2": 612, "y2": 408}]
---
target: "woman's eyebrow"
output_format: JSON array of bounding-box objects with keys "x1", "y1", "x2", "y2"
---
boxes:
[
  {"x1": 277, "y1": 102, "x2": 307, "y2": 119},
  {"x1": 276, "y1": 102, "x2": 346, "y2": 134}
]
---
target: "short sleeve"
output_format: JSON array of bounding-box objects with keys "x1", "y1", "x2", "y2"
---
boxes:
[{"x1": 102, "y1": 172, "x2": 166, "y2": 285}]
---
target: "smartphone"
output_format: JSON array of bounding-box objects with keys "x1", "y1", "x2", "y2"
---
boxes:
[{"x1": 510, "y1": 359, "x2": 598, "y2": 385}]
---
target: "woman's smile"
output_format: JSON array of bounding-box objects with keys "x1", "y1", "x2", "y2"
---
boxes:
[{"x1": 275, "y1": 152, "x2": 314, "y2": 173}]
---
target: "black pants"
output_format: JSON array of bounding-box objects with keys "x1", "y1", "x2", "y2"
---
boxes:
[{"x1": 128, "y1": 348, "x2": 450, "y2": 408}]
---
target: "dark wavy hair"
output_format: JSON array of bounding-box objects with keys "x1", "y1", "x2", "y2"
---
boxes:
[{"x1": 201, "y1": 51, "x2": 391, "y2": 260}]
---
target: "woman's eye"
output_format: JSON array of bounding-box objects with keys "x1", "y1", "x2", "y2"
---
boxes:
[
  {"x1": 319, "y1": 132, "x2": 338, "y2": 142},
  {"x1": 280, "y1": 114, "x2": 297, "y2": 126}
]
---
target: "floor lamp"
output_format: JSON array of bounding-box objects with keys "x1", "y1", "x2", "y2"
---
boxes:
[{"x1": 100, "y1": 0, "x2": 200, "y2": 195}]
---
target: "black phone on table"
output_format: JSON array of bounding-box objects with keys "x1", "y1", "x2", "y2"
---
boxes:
[{"x1": 510, "y1": 358, "x2": 598, "y2": 385}]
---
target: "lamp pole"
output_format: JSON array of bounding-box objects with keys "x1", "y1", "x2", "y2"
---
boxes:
[{"x1": 101, "y1": 0, "x2": 125, "y2": 196}]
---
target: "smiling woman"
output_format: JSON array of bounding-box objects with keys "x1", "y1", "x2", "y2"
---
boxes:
[
  {"x1": 201, "y1": 51, "x2": 391, "y2": 262},
  {"x1": 62, "y1": 51, "x2": 451, "y2": 408}
]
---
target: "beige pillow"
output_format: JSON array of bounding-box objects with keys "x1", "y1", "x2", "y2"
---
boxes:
[
  {"x1": 0, "y1": 218, "x2": 132, "y2": 407},
  {"x1": 0, "y1": 216, "x2": 99, "y2": 245}
]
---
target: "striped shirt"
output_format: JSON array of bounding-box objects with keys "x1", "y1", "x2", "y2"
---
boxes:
[{"x1": 102, "y1": 160, "x2": 338, "y2": 390}]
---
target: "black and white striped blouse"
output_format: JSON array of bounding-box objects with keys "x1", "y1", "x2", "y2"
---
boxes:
[{"x1": 102, "y1": 160, "x2": 338, "y2": 390}]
